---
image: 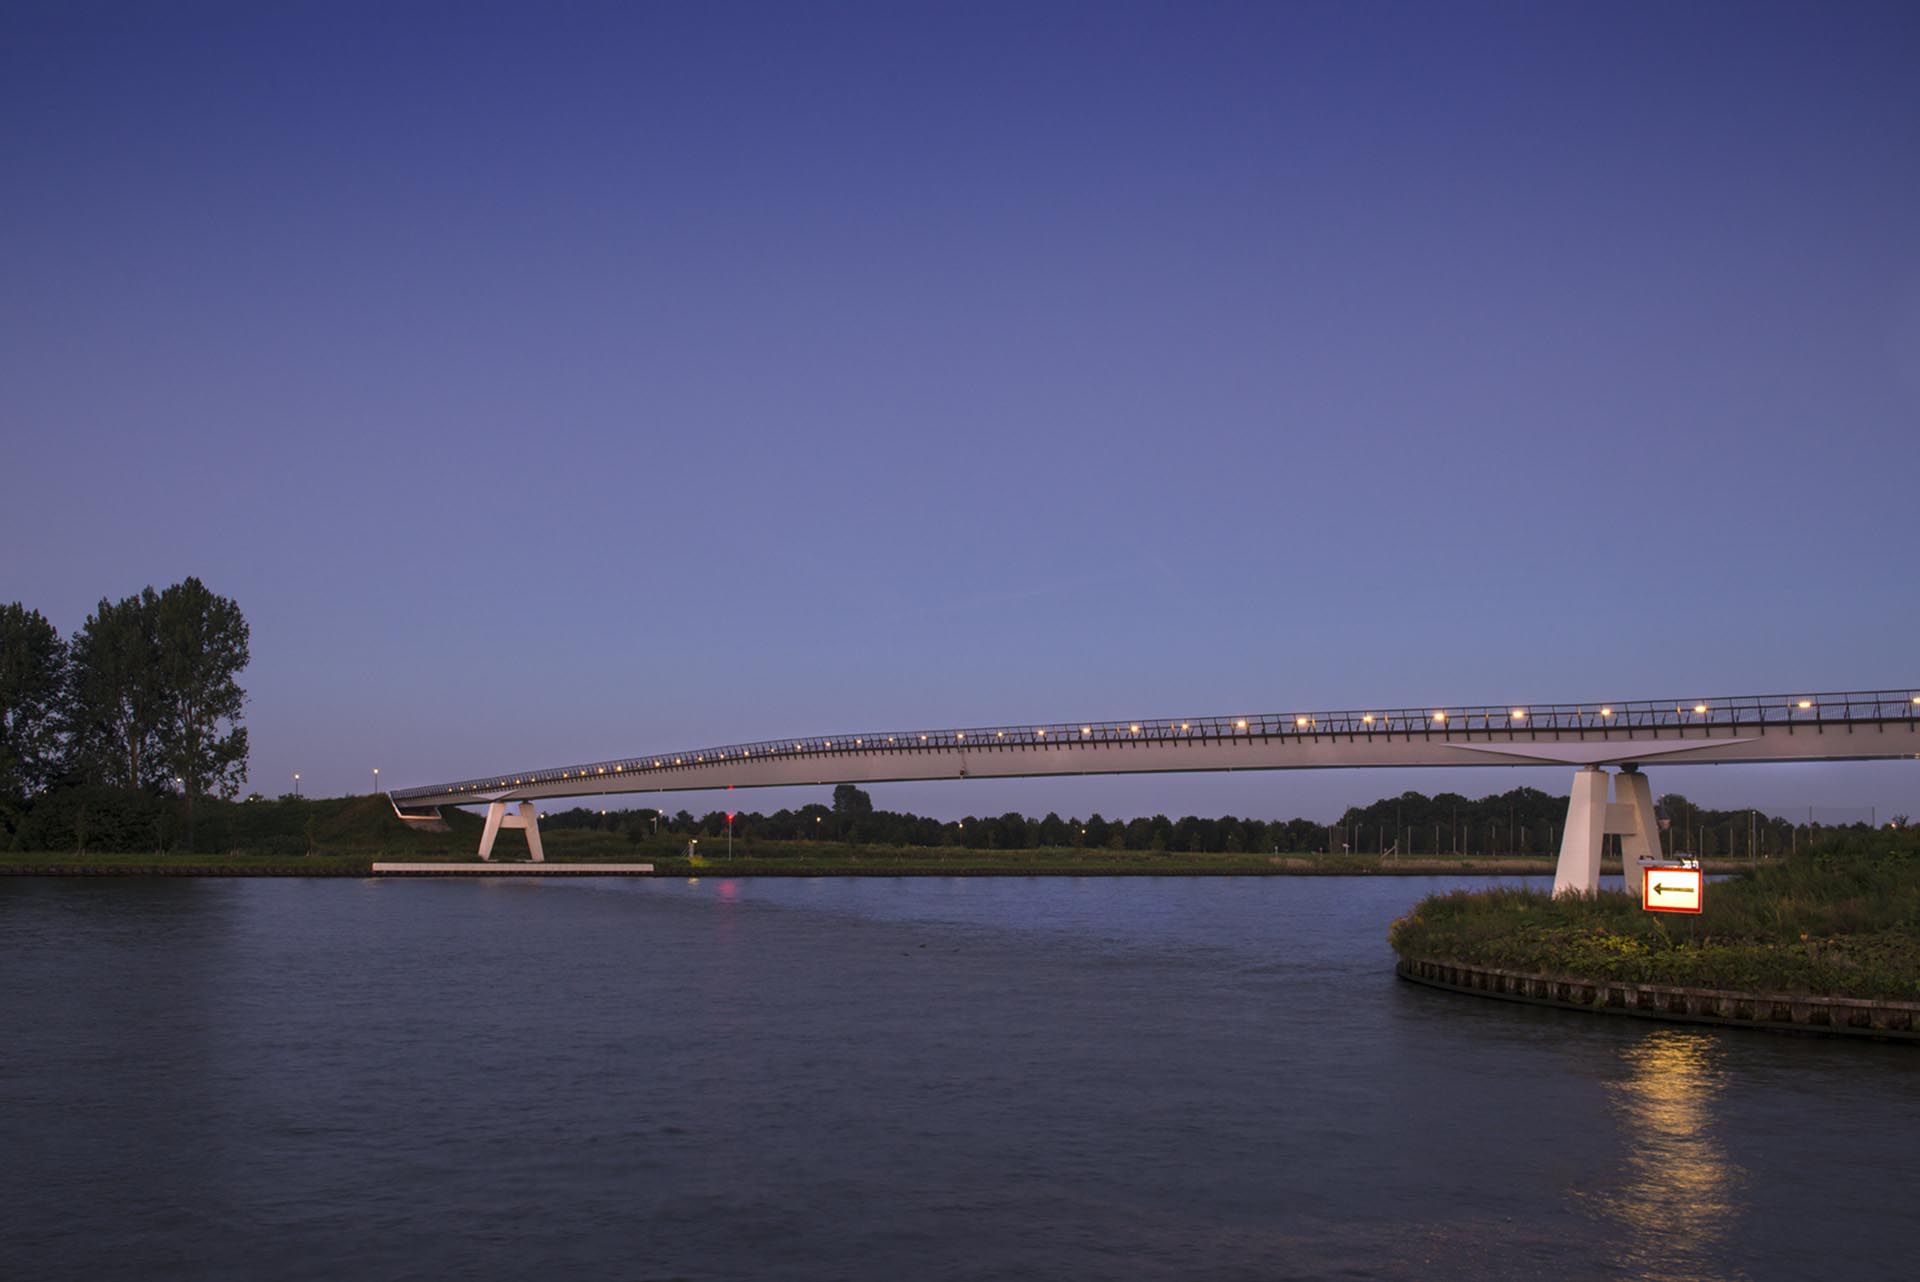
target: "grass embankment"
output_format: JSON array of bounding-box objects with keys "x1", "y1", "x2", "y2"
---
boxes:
[
  {"x1": 1, "y1": 794, "x2": 1598, "y2": 875},
  {"x1": 0, "y1": 854, "x2": 379, "y2": 874},
  {"x1": 0, "y1": 846, "x2": 1573, "y2": 876},
  {"x1": 0, "y1": 794, "x2": 480, "y2": 872},
  {"x1": 1390, "y1": 838, "x2": 1920, "y2": 1000},
  {"x1": 661, "y1": 851, "x2": 1566, "y2": 876}
]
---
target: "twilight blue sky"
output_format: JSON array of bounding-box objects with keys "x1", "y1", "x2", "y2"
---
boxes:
[{"x1": 4, "y1": 1, "x2": 1917, "y2": 822}]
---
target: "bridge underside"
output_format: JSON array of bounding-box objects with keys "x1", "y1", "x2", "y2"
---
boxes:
[{"x1": 389, "y1": 692, "x2": 1919, "y2": 885}]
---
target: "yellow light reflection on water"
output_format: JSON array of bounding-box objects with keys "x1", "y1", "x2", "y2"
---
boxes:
[{"x1": 1595, "y1": 1030, "x2": 1747, "y2": 1282}]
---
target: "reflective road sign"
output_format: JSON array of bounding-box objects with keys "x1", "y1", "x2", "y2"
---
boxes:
[{"x1": 1642, "y1": 865, "x2": 1704, "y2": 913}]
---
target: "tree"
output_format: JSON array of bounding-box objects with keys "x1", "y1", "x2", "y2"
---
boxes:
[
  {"x1": 832, "y1": 784, "x2": 873, "y2": 817},
  {"x1": 0, "y1": 604, "x2": 68, "y2": 828},
  {"x1": 1084, "y1": 813, "x2": 1112, "y2": 849},
  {"x1": 65, "y1": 587, "x2": 164, "y2": 790},
  {"x1": 152, "y1": 579, "x2": 250, "y2": 849},
  {"x1": 798, "y1": 802, "x2": 831, "y2": 839},
  {"x1": 1038, "y1": 811, "x2": 1069, "y2": 847},
  {"x1": 1659, "y1": 793, "x2": 1699, "y2": 853},
  {"x1": 994, "y1": 812, "x2": 1032, "y2": 849}
]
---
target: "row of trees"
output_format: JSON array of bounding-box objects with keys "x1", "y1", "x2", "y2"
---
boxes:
[
  {"x1": 1336, "y1": 787, "x2": 1575, "y2": 856},
  {"x1": 1332, "y1": 787, "x2": 1903, "y2": 858},
  {"x1": 538, "y1": 782, "x2": 1336, "y2": 852},
  {"x1": 540, "y1": 783, "x2": 1880, "y2": 857},
  {"x1": 0, "y1": 580, "x2": 250, "y2": 846}
]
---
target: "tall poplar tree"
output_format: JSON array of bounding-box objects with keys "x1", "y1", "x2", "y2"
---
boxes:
[
  {"x1": 66, "y1": 587, "x2": 165, "y2": 790},
  {"x1": 0, "y1": 603, "x2": 68, "y2": 816},
  {"x1": 153, "y1": 578, "x2": 249, "y2": 848}
]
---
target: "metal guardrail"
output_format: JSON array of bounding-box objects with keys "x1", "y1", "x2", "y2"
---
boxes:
[{"x1": 391, "y1": 688, "x2": 1920, "y2": 802}]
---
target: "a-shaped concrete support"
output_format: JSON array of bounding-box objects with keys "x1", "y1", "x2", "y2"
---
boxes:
[
  {"x1": 1612, "y1": 767, "x2": 1664, "y2": 870},
  {"x1": 478, "y1": 801, "x2": 545, "y2": 862},
  {"x1": 1552, "y1": 765, "x2": 1662, "y2": 897},
  {"x1": 1556, "y1": 768, "x2": 1610, "y2": 894}
]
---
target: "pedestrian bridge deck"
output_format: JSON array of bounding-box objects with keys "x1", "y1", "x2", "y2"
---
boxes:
[{"x1": 391, "y1": 688, "x2": 1919, "y2": 810}]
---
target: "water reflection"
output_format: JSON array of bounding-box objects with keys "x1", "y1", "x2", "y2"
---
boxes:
[
  {"x1": 1599, "y1": 1030, "x2": 1748, "y2": 1282},
  {"x1": 15, "y1": 876, "x2": 1915, "y2": 1281}
]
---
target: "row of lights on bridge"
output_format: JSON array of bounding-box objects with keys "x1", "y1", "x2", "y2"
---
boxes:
[
  {"x1": 425, "y1": 695, "x2": 1918, "y2": 795},
  {"x1": 1417, "y1": 697, "x2": 1917, "y2": 727}
]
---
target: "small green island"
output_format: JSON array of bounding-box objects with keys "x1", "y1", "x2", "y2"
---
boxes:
[{"x1": 1390, "y1": 827, "x2": 1920, "y2": 1036}]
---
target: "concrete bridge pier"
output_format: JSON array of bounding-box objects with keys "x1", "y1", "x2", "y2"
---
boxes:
[
  {"x1": 478, "y1": 801, "x2": 545, "y2": 862},
  {"x1": 1552, "y1": 764, "x2": 1662, "y2": 897}
]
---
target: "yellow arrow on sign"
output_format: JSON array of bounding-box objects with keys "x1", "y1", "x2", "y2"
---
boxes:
[{"x1": 1642, "y1": 865, "x2": 1703, "y2": 913}]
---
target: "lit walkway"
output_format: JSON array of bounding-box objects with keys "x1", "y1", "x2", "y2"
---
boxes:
[{"x1": 390, "y1": 688, "x2": 1918, "y2": 889}]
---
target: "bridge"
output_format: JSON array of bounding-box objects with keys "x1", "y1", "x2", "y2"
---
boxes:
[{"x1": 391, "y1": 688, "x2": 1919, "y2": 896}]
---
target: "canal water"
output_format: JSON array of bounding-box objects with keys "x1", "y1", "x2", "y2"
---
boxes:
[{"x1": 2, "y1": 875, "x2": 1913, "y2": 1281}]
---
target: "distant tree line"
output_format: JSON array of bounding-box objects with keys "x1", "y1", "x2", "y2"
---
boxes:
[
  {"x1": 1331, "y1": 787, "x2": 1831, "y2": 858},
  {"x1": 0, "y1": 580, "x2": 250, "y2": 850},
  {"x1": 541, "y1": 782, "x2": 1890, "y2": 858}
]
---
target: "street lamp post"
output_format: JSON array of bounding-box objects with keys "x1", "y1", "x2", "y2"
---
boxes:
[
  {"x1": 293, "y1": 773, "x2": 301, "y2": 798},
  {"x1": 373, "y1": 767, "x2": 379, "y2": 796}
]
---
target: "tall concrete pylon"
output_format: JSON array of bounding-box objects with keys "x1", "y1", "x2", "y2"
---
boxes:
[{"x1": 1552, "y1": 764, "x2": 1663, "y2": 896}]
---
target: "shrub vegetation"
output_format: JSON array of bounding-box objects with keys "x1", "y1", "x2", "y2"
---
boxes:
[{"x1": 1389, "y1": 828, "x2": 1920, "y2": 1000}]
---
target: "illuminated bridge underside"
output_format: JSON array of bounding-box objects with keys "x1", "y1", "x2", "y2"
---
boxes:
[
  {"x1": 394, "y1": 692, "x2": 1919, "y2": 812},
  {"x1": 393, "y1": 692, "x2": 1919, "y2": 885}
]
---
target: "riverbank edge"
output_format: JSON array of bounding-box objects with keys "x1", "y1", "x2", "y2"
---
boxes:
[
  {"x1": 1396, "y1": 954, "x2": 1920, "y2": 1042},
  {"x1": 0, "y1": 856, "x2": 1604, "y2": 878}
]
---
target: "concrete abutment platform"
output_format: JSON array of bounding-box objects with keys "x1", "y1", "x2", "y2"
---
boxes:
[{"x1": 1397, "y1": 955, "x2": 1920, "y2": 1041}]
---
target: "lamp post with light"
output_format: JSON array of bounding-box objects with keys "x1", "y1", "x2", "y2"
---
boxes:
[
  {"x1": 373, "y1": 767, "x2": 380, "y2": 796},
  {"x1": 293, "y1": 773, "x2": 301, "y2": 799}
]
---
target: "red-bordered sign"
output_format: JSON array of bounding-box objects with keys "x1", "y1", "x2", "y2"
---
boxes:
[{"x1": 1642, "y1": 865, "x2": 1704, "y2": 913}]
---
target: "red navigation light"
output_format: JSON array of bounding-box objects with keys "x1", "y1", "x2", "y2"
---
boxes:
[{"x1": 726, "y1": 812, "x2": 735, "y2": 823}]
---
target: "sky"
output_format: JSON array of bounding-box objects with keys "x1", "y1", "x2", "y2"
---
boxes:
[{"x1": 4, "y1": 0, "x2": 1917, "y2": 824}]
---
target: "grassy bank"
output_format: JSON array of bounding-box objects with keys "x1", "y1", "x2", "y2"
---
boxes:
[
  {"x1": 651, "y1": 852, "x2": 1567, "y2": 876},
  {"x1": 2, "y1": 793, "x2": 1602, "y2": 874},
  {"x1": 0, "y1": 847, "x2": 1578, "y2": 877},
  {"x1": 1390, "y1": 835, "x2": 1920, "y2": 1000},
  {"x1": 0, "y1": 852, "x2": 378, "y2": 875}
]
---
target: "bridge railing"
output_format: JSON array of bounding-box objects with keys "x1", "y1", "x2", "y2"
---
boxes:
[{"x1": 390, "y1": 688, "x2": 1920, "y2": 803}]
